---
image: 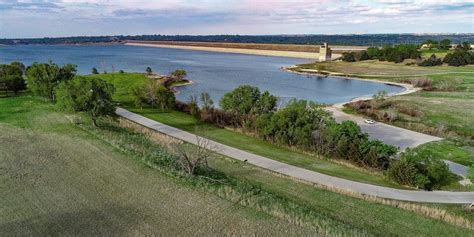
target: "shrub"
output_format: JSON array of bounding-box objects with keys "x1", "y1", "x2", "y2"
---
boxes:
[
  {"x1": 417, "y1": 54, "x2": 443, "y2": 67},
  {"x1": 388, "y1": 149, "x2": 451, "y2": 190},
  {"x1": 341, "y1": 52, "x2": 356, "y2": 62},
  {"x1": 56, "y1": 77, "x2": 116, "y2": 126},
  {"x1": 443, "y1": 50, "x2": 474, "y2": 66}
]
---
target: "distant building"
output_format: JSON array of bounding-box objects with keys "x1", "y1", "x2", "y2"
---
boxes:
[{"x1": 319, "y1": 43, "x2": 332, "y2": 61}]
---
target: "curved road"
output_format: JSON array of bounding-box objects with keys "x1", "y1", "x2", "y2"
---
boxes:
[{"x1": 116, "y1": 108, "x2": 474, "y2": 204}]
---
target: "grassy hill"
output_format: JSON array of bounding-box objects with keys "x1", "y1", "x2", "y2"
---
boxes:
[{"x1": 1, "y1": 94, "x2": 472, "y2": 235}]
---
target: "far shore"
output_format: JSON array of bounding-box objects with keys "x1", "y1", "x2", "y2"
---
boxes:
[{"x1": 126, "y1": 42, "x2": 341, "y2": 60}]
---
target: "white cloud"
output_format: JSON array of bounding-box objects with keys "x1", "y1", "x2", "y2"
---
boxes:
[{"x1": 0, "y1": 0, "x2": 472, "y2": 37}]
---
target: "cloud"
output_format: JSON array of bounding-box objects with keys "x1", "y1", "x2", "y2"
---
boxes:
[{"x1": 0, "y1": 0, "x2": 472, "y2": 37}]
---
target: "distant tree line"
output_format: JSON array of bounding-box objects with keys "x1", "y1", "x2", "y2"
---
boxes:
[
  {"x1": 342, "y1": 44, "x2": 421, "y2": 63},
  {"x1": 1, "y1": 34, "x2": 473, "y2": 46}
]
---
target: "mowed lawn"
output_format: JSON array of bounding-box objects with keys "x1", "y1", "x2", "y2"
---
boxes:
[
  {"x1": 92, "y1": 73, "x2": 405, "y2": 189},
  {"x1": 0, "y1": 96, "x2": 319, "y2": 236}
]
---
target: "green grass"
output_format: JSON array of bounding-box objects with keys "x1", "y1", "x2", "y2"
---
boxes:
[
  {"x1": 1, "y1": 96, "x2": 323, "y2": 235},
  {"x1": 93, "y1": 73, "x2": 406, "y2": 189},
  {"x1": 1, "y1": 95, "x2": 472, "y2": 236},
  {"x1": 414, "y1": 140, "x2": 474, "y2": 167},
  {"x1": 420, "y1": 49, "x2": 450, "y2": 59}
]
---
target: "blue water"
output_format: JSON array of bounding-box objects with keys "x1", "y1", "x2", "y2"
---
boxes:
[{"x1": 0, "y1": 44, "x2": 403, "y2": 104}]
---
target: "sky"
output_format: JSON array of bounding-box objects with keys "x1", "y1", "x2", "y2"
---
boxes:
[{"x1": 0, "y1": 0, "x2": 473, "y2": 38}]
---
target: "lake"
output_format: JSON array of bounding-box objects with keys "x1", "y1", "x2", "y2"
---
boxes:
[{"x1": 0, "y1": 44, "x2": 403, "y2": 104}]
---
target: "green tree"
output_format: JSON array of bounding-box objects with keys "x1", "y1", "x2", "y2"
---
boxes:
[
  {"x1": 156, "y1": 86, "x2": 176, "y2": 112},
  {"x1": 26, "y1": 61, "x2": 77, "y2": 102},
  {"x1": 0, "y1": 63, "x2": 26, "y2": 96},
  {"x1": 92, "y1": 67, "x2": 99, "y2": 74},
  {"x1": 171, "y1": 69, "x2": 187, "y2": 81},
  {"x1": 130, "y1": 85, "x2": 145, "y2": 110},
  {"x1": 56, "y1": 77, "x2": 116, "y2": 126},
  {"x1": 146, "y1": 67, "x2": 153, "y2": 75},
  {"x1": 439, "y1": 39, "x2": 451, "y2": 50},
  {"x1": 200, "y1": 92, "x2": 214, "y2": 111},
  {"x1": 341, "y1": 52, "x2": 356, "y2": 62},
  {"x1": 359, "y1": 51, "x2": 370, "y2": 61},
  {"x1": 220, "y1": 85, "x2": 276, "y2": 117},
  {"x1": 188, "y1": 95, "x2": 200, "y2": 119},
  {"x1": 366, "y1": 47, "x2": 380, "y2": 59},
  {"x1": 10, "y1": 61, "x2": 26, "y2": 74}
]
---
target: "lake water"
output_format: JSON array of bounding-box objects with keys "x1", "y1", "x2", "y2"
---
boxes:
[{"x1": 0, "y1": 44, "x2": 403, "y2": 104}]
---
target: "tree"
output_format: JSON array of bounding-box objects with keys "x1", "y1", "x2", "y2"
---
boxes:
[
  {"x1": 131, "y1": 85, "x2": 145, "y2": 110},
  {"x1": 92, "y1": 67, "x2": 99, "y2": 74},
  {"x1": 366, "y1": 47, "x2": 380, "y2": 59},
  {"x1": 171, "y1": 69, "x2": 187, "y2": 81},
  {"x1": 439, "y1": 39, "x2": 451, "y2": 50},
  {"x1": 220, "y1": 85, "x2": 276, "y2": 117},
  {"x1": 10, "y1": 61, "x2": 26, "y2": 74},
  {"x1": 0, "y1": 63, "x2": 26, "y2": 96},
  {"x1": 56, "y1": 77, "x2": 116, "y2": 126},
  {"x1": 26, "y1": 61, "x2": 77, "y2": 102},
  {"x1": 359, "y1": 50, "x2": 370, "y2": 61},
  {"x1": 156, "y1": 86, "x2": 176, "y2": 112},
  {"x1": 146, "y1": 67, "x2": 153, "y2": 75},
  {"x1": 200, "y1": 92, "x2": 214, "y2": 111},
  {"x1": 188, "y1": 95, "x2": 200, "y2": 119},
  {"x1": 142, "y1": 78, "x2": 161, "y2": 108},
  {"x1": 341, "y1": 52, "x2": 356, "y2": 62}
]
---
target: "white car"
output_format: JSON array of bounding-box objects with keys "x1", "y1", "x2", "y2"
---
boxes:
[{"x1": 364, "y1": 119, "x2": 376, "y2": 124}]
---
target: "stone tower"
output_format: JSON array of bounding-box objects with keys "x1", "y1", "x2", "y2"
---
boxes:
[{"x1": 319, "y1": 43, "x2": 332, "y2": 61}]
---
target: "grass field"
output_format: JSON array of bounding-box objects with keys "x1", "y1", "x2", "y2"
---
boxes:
[
  {"x1": 294, "y1": 61, "x2": 474, "y2": 168},
  {"x1": 420, "y1": 48, "x2": 450, "y2": 58},
  {"x1": 1, "y1": 95, "x2": 473, "y2": 235},
  {"x1": 91, "y1": 73, "x2": 406, "y2": 189}
]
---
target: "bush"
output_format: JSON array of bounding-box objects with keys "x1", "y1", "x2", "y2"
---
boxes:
[
  {"x1": 417, "y1": 54, "x2": 443, "y2": 67},
  {"x1": 56, "y1": 77, "x2": 116, "y2": 126},
  {"x1": 314, "y1": 120, "x2": 397, "y2": 170},
  {"x1": 443, "y1": 50, "x2": 474, "y2": 66},
  {"x1": 388, "y1": 149, "x2": 451, "y2": 190},
  {"x1": 341, "y1": 52, "x2": 356, "y2": 62}
]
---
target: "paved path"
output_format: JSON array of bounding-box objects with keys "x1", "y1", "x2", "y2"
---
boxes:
[{"x1": 116, "y1": 108, "x2": 474, "y2": 204}]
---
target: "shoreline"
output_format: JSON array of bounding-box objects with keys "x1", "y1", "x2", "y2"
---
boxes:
[
  {"x1": 170, "y1": 80, "x2": 194, "y2": 95},
  {"x1": 126, "y1": 42, "x2": 333, "y2": 60},
  {"x1": 284, "y1": 66, "x2": 419, "y2": 108}
]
